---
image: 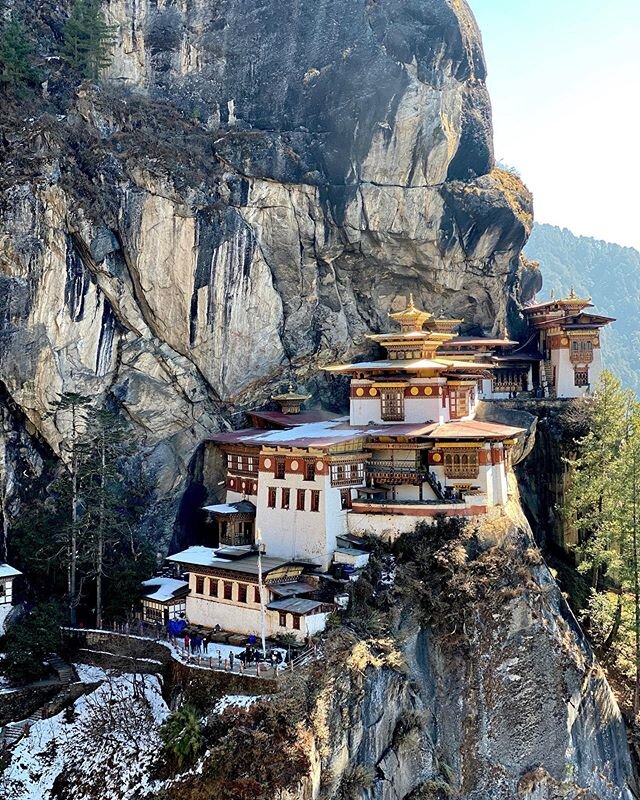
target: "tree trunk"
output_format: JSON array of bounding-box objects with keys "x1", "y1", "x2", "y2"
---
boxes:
[
  {"x1": 96, "y1": 431, "x2": 105, "y2": 629},
  {"x1": 601, "y1": 593, "x2": 623, "y2": 655},
  {"x1": 70, "y1": 403, "x2": 78, "y2": 627}
]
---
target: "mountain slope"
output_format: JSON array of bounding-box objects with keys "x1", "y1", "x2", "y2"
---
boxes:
[{"x1": 525, "y1": 223, "x2": 640, "y2": 391}]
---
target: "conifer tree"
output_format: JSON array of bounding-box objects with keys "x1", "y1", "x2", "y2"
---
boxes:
[
  {"x1": 62, "y1": 0, "x2": 117, "y2": 80},
  {"x1": 48, "y1": 391, "x2": 92, "y2": 626},
  {"x1": 564, "y1": 371, "x2": 634, "y2": 587},
  {"x1": 0, "y1": 16, "x2": 38, "y2": 95}
]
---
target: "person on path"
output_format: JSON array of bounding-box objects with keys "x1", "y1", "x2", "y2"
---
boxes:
[
  {"x1": 184, "y1": 633, "x2": 190, "y2": 653},
  {"x1": 229, "y1": 651, "x2": 235, "y2": 671},
  {"x1": 203, "y1": 636, "x2": 209, "y2": 655}
]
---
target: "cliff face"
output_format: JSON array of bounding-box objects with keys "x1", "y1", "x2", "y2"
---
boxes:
[
  {"x1": 0, "y1": 0, "x2": 534, "y2": 541},
  {"x1": 301, "y1": 510, "x2": 637, "y2": 800}
]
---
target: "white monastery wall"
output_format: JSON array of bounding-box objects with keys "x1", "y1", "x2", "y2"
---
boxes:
[{"x1": 256, "y1": 472, "x2": 345, "y2": 568}]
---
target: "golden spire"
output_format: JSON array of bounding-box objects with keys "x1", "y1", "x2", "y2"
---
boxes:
[
  {"x1": 388, "y1": 294, "x2": 431, "y2": 332},
  {"x1": 569, "y1": 287, "x2": 576, "y2": 299},
  {"x1": 550, "y1": 288, "x2": 555, "y2": 300}
]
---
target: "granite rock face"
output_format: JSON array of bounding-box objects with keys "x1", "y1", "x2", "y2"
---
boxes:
[
  {"x1": 0, "y1": 0, "x2": 532, "y2": 537},
  {"x1": 298, "y1": 513, "x2": 637, "y2": 800}
]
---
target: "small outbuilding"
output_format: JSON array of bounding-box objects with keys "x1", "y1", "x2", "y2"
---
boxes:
[
  {"x1": 141, "y1": 577, "x2": 189, "y2": 625},
  {"x1": 0, "y1": 563, "x2": 21, "y2": 631}
]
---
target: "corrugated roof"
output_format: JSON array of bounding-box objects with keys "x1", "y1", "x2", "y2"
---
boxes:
[
  {"x1": 167, "y1": 547, "x2": 298, "y2": 577},
  {"x1": 141, "y1": 577, "x2": 189, "y2": 603},
  {"x1": 203, "y1": 500, "x2": 256, "y2": 516},
  {"x1": 267, "y1": 598, "x2": 326, "y2": 615},
  {"x1": 249, "y1": 410, "x2": 341, "y2": 428},
  {"x1": 0, "y1": 563, "x2": 21, "y2": 579},
  {"x1": 208, "y1": 420, "x2": 369, "y2": 449},
  {"x1": 430, "y1": 420, "x2": 525, "y2": 439},
  {"x1": 269, "y1": 582, "x2": 316, "y2": 598}
]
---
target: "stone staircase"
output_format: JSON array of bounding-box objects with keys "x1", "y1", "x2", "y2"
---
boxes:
[
  {"x1": 45, "y1": 654, "x2": 74, "y2": 684},
  {"x1": 0, "y1": 709, "x2": 43, "y2": 748}
]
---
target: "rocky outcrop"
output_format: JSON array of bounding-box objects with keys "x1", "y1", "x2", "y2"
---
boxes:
[
  {"x1": 0, "y1": 0, "x2": 533, "y2": 542},
  {"x1": 302, "y1": 512, "x2": 637, "y2": 800}
]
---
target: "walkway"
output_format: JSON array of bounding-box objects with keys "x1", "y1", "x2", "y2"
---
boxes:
[{"x1": 63, "y1": 626, "x2": 317, "y2": 679}]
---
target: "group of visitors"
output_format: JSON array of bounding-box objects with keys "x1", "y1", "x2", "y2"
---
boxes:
[{"x1": 182, "y1": 632, "x2": 209, "y2": 655}]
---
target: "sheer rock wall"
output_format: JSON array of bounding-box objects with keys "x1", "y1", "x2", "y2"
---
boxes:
[{"x1": 295, "y1": 513, "x2": 637, "y2": 800}]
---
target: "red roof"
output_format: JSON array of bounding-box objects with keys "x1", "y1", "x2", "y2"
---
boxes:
[
  {"x1": 248, "y1": 410, "x2": 341, "y2": 428},
  {"x1": 429, "y1": 420, "x2": 524, "y2": 440},
  {"x1": 207, "y1": 417, "x2": 524, "y2": 451}
]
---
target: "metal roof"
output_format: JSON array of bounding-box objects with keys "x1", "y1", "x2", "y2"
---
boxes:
[
  {"x1": 141, "y1": 577, "x2": 189, "y2": 603},
  {"x1": 429, "y1": 420, "x2": 525, "y2": 440},
  {"x1": 249, "y1": 410, "x2": 342, "y2": 428},
  {"x1": 269, "y1": 582, "x2": 316, "y2": 598},
  {"x1": 167, "y1": 547, "x2": 299, "y2": 578},
  {"x1": 0, "y1": 563, "x2": 21, "y2": 579},
  {"x1": 203, "y1": 500, "x2": 256, "y2": 517},
  {"x1": 267, "y1": 598, "x2": 326, "y2": 615}
]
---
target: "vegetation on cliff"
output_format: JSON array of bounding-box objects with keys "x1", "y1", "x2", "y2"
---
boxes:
[{"x1": 564, "y1": 371, "x2": 640, "y2": 713}]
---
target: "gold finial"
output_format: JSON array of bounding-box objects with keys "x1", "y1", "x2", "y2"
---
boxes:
[
  {"x1": 550, "y1": 288, "x2": 555, "y2": 300},
  {"x1": 569, "y1": 287, "x2": 576, "y2": 299},
  {"x1": 288, "y1": 381, "x2": 294, "y2": 393},
  {"x1": 503, "y1": 325, "x2": 509, "y2": 340},
  {"x1": 408, "y1": 292, "x2": 415, "y2": 310}
]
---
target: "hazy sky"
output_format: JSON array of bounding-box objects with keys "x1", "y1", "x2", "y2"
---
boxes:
[{"x1": 470, "y1": 0, "x2": 640, "y2": 249}]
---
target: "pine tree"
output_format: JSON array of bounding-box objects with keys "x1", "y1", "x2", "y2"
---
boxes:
[
  {"x1": 62, "y1": 0, "x2": 117, "y2": 80},
  {"x1": 0, "y1": 16, "x2": 38, "y2": 95},
  {"x1": 564, "y1": 371, "x2": 634, "y2": 587},
  {"x1": 48, "y1": 391, "x2": 92, "y2": 626},
  {"x1": 160, "y1": 706, "x2": 205, "y2": 769}
]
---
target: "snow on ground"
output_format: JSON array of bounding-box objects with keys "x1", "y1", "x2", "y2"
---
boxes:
[
  {"x1": 212, "y1": 694, "x2": 260, "y2": 713},
  {"x1": 73, "y1": 662, "x2": 112, "y2": 683},
  {"x1": 2, "y1": 673, "x2": 169, "y2": 800}
]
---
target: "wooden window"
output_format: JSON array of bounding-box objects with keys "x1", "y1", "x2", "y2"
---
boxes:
[
  {"x1": 254, "y1": 586, "x2": 261, "y2": 603},
  {"x1": 238, "y1": 584, "x2": 247, "y2": 603},
  {"x1": 281, "y1": 487, "x2": 290, "y2": 509},
  {"x1": 275, "y1": 457, "x2": 286, "y2": 479},
  {"x1": 575, "y1": 369, "x2": 589, "y2": 387},
  {"x1": 310, "y1": 490, "x2": 320, "y2": 512},
  {"x1": 279, "y1": 612, "x2": 287, "y2": 628},
  {"x1": 208, "y1": 578, "x2": 218, "y2": 597},
  {"x1": 443, "y1": 450, "x2": 479, "y2": 479},
  {"x1": 305, "y1": 461, "x2": 316, "y2": 481},
  {"x1": 195, "y1": 575, "x2": 205, "y2": 594},
  {"x1": 268, "y1": 487, "x2": 277, "y2": 508},
  {"x1": 292, "y1": 615, "x2": 301, "y2": 630},
  {"x1": 449, "y1": 389, "x2": 469, "y2": 419},
  {"x1": 380, "y1": 389, "x2": 404, "y2": 421},
  {"x1": 297, "y1": 489, "x2": 306, "y2": 511},
  {"x1": 340, "y1": 489, "x2": 352, "y2": 510},
  {"x1": 223, "y1": 581, "x2": 233, "y2": 600}
]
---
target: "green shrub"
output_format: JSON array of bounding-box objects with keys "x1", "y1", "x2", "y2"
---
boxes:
[
  {"x1": 336, "y1": 764, "x2": 375, "y2": 800},
  {"x1": 160, "y1": 706, "x2": 205, "y2": 770},
  {"x1": 0, "y1": 602, "x2": 64, "y2": 684}
]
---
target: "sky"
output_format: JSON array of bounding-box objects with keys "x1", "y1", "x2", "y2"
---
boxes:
[{"x1": 469, "y1": 0, "x2": 640, "y2": 250}]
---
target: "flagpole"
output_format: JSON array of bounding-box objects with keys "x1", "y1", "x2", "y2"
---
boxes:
[{"x1": 256, "y1": 528, "x2": 267, "y2": 657}]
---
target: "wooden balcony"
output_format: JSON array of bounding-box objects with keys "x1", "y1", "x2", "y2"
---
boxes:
[{"x1": 366, "y1": 461, "x2": 427, "y2": 486}]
